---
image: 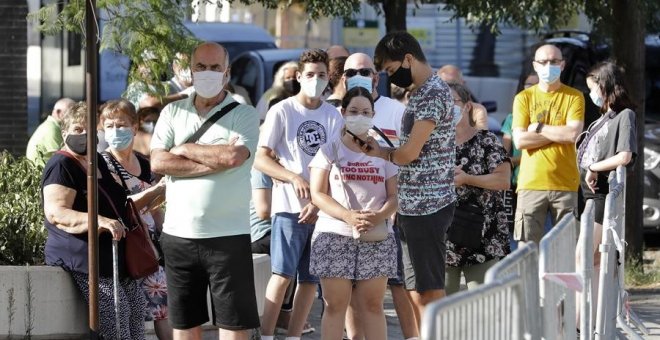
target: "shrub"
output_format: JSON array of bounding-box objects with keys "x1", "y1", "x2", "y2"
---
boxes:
[{"x1": 0, "y1": 152, "x2": 46, "y2": 265}]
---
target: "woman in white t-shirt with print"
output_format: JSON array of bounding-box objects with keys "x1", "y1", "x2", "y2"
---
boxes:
[{"x1": 309, "y1": 87, "x2": 398, "y2": 340}]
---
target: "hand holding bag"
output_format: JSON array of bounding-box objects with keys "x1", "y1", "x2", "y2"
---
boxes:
[
  {"x1": 57, "y1": 151, "x2": 160, "y2": 279},
  {"x1": 447, "y1": 201, "x2": 486, "y2": 250},
  {"x1": 330, "y1": 142, "x2": 389, "y2": 242}
]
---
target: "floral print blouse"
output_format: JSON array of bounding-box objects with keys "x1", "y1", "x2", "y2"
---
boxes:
[{"x1": 446, "y1": 130, "x2": 511, "y2": 267}]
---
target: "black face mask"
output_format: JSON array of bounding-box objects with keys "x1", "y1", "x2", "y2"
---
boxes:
[
  {"x1": 283, "y1": 79, "x2": 301, "y2": 95},
  {"x1": 390, "y1": 61, "x2": 413, "y2": 88},
  {"x1": 65, "y1": 133, "x2": 87, "y2": 155}
]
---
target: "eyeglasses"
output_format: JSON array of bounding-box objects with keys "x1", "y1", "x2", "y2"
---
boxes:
[
  {"x1": 346, "y1": 110, "x2": 374, "y2": 116},
  {"x1": 534, "y1": 59, "x2": 563, "y2": 66},
  {"x1": 344, "y1": 68, "x2": 373, "y2": 78}
]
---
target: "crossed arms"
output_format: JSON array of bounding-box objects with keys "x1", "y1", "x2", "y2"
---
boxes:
[
  {"x1": 151, "y1": 142, "x2": 250, "y2": 177},
  {"x1": 512, "y1": 120, "x2": 584, "y2": 150}
]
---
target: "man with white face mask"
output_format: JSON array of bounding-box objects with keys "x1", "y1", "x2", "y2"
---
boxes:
[
  {"x1": 255, "y1": 49, "x2": 343, "y2": 340},
  {"x1": 150, "y1": 42, "x2": 260, "y2": 340},
  {"x1": 167, "y1": 52, "x2": 193, "y2": 95},
  {"x1": 511, "y1": 44, "x2": 585, "y2": 245}
]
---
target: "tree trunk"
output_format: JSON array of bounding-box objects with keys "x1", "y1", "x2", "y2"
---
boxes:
[
  {"x1": 612, "y1": 0, "x2": 646, "y2": 264},
  {"x1": 382, "y1": 0, "x2": 407, "y2": 32},
  {"x1": 469, "y1": 22, "x2": 499, "y2": 77}
]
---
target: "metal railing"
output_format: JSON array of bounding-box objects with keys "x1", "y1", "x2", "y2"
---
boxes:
[
  {"x1": 485, "y1": 242, "x2": 540, "y2": 340},
  {"x1": 594, "y1": 166, "x2": 648, "y2": 339},
  {"x1": 539, "y1": 214, "x2": 578, "y2": 340},
  {"x1": 421, "y1": 278, "x2": 525, "y2": 340},
  {"x1": 578, "y1": 199, "x2": 595, "y2": 340}
]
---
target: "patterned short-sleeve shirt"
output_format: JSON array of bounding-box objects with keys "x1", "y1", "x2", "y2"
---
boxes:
[{"x1": 398, "y1": 74, "x2": 456, "y2": 216}]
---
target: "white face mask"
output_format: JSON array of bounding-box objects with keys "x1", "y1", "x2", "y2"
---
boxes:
[
  {"x1": 453, "y1": 105, "x2": 463, "y2": 126},
  {"x1": 179, "y1": 68, "x2": 192, "y2": 83},
  {"x1": 141, "y1": 121, "x2": 155, "y2": 134},
  {"x1": 589, "y1": 89, "x2": 604, "y2": 107},
  {"x1": 300, "y1": 77, "x2": 328, "y2": 98},
  {"x1": 193, "y1": 71, "x2": 224, "y2": 98},
  {"x1": 344, "y1": 115, "x2": 373, "y2": 135}
]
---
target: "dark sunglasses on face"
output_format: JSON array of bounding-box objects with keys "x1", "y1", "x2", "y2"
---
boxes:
[{"x1": 344, "y1": 68, "x2": 373, "y2": 78}]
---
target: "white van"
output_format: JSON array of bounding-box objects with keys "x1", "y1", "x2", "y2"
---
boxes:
[{"x1": 98, "y1": 21, "x2": 277, "y2": 102}]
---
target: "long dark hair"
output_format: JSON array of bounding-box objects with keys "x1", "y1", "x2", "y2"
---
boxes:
[
  {"x1": 586, "y1": 61, "x2": 636, "y2": 114},
  {"x1": 341, "y1": 86, "x2": 374, "y2": 110}
]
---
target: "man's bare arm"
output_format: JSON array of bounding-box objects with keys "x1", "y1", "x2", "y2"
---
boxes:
[
  {"x1": 512, "y1": 128, "x2": 553, "y2": 150},
  {"x1": 532, "y1": 120, "x2": 584, "y2": 144},
  {"x1": 170, "y1": 143, "x2": 250, "y2": 170},
  {"x1": 254, "y1": 147, "x2": 298, "y2": 183},
  {"x1": 151, "y1": 148, "x2": 215, "y2": 177}
]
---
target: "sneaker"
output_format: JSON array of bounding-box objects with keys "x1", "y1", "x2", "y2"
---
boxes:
[{"x1": 302, "y1": 322, "x2": 315, "y2": 334}]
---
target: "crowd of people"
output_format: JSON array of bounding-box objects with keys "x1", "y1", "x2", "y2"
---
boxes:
[{"x1": 26, "y1": 30, "x2": 638, "y2": 340}]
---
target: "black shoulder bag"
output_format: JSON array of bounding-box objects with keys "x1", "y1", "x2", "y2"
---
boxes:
[
  {"x1": 186, "y1": 102, "x2": 240, "y2": 144},
  {"x1": 447, "y1": 201, "x2": 486, "y2": 250}
]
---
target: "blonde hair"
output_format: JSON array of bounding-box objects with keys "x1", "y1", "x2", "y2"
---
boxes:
[
  {"x1": 100, "y1": 99, "x2": 138, "y2": 125},
  {"x1": 272, "y1": 61, "x2": 299, "y2": 89},
  {"x1": 60, "y1": 101, "x2": 87, "y2": 133}
]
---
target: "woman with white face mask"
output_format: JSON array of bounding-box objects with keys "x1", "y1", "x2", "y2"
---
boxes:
[
  {"x1": 445, "y1": 82, "x2": 511, "y2": 295},
  {"x1": 308, "y1": 87, "x2": 399, "y2": 340},
  {"x1": 575, "y1": 61, "x2": 637, "y2": 330},
  {"x1": 100, "y1": 99, "x2": 171, "y2": 340},
  {"x1": 132, "y1": 106, "x2": 160, "y2": 158}
]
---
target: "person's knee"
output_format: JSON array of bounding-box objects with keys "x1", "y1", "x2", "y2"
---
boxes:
[
  {"x1": 360, "y1": 295, "x2": 384, "y2": 315},
  {"x1": 323, "y1": 295, "x2": 349, "y2": 314}
]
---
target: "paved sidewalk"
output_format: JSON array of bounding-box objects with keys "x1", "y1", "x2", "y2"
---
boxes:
[{"x1": 628, "y1": 289, "x2": 660, "y2": 339}]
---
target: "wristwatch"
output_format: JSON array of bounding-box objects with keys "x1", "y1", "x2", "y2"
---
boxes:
[{"x1": 535, "y1": 122, "x2": 544, "y2": 133}]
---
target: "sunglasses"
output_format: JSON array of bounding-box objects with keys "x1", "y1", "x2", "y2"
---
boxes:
[{"x1": 344, "y1": 68, "x2": 373, "y2": 78}]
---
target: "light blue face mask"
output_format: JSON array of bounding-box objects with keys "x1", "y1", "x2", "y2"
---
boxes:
[
  {"x1": 105, "y1": 127, "x2": 134, "y2": 151},
  {"x1": 589, "y1": 90, "x2": 604, "y2": 107},
  {"x1": 538, "y1": 64, "x2": 561, "y2": 84},
  {"x1": 452, "y1": 105, "x2": 463, "y2": 126},
  {"x1": 346, "y1": 75, "x2": 373, "y2": 92}
]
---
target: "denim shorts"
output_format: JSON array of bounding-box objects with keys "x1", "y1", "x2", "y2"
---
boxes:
[
  {"x1": 387, "y1": 225, "x2": 405, "y2": 286},
  {"x1": 270, "y1": 212, "x2": 319, "y2": 283}
]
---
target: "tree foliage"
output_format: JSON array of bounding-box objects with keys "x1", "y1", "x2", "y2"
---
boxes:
[
  {"x1": 28, "y1": 0, "x2": 200, "y2": 96},
  {"x1": 0, "y1": 153, "x2": 46, "y2": 265}
]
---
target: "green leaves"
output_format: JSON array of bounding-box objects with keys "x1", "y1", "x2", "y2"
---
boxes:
[
  {"x1": 0, "y1": 153, "x2": 46, "y2": 265},
  {"x1": 28, "y1": 0, "x2": 199, "y2": 98}
]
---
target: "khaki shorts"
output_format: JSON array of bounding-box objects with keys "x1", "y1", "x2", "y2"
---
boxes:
[{"x1": 514, "y1": 190, "x2": 577, "y2": 244}]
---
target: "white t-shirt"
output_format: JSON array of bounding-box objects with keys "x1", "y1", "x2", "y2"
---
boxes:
[
  {"x1": 258, "y1": 96, "x2": 343, "y2": 214},
  {"x1": 371, "y1": 96, "x2": 405, "y2": 147},
  {"x1": 309, "y1": 140, "x2": 398, "y2": 237}
]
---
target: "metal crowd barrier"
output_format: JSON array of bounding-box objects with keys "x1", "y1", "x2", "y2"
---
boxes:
[
  {"x1": 578, "y1": 199, "x2": 595, "y2": 340},
  {"x1": 594, "y1": 166, "x2": 648, "y2": 339},
  {"x1": 485, "y1": 242, "x2": 540, "y2": 340},
  {"x1": 421, "y1": 278, "x2": 525, "y2": 340},
  {"x1": 539, "y1": 214, "x2": 578, "y2": 340}
]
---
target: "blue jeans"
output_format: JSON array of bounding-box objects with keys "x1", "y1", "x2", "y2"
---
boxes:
[{"x1": 270, "y1": 212, "x2": 319, "y2": 283}]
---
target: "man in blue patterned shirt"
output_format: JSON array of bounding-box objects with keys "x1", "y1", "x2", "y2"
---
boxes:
[{"x1": 366, "y1": 31, "x2": 456, "y2": 327}]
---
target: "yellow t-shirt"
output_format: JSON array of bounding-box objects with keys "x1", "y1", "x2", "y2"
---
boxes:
[{"x1": 512, "y1": 84, "x2": 585, "y2": 192}]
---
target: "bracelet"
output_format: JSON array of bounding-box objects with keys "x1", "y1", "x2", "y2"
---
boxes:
[
  {"x1": 588, "y1": 164, "x2": 596, "y2": 172},
  {"x1": 535, "y1": 122, "x2": 544, "y2": 133},
  {"x1": 387, "y1": 149, "x2": 395, "y2": 164}
]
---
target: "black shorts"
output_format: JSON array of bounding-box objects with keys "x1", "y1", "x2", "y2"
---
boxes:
[
  {"x1": 251, "y1": 231, "x2": 271, "y2": 255},
  {"x1": 160, "y1": 233, "x2": 260, "y2": 330},
  {"x1": 579, "y1": 170, "x2": 608, "y2": 224},
  {"x1": 398, "y1": 202, "x2": 455, "y2": 292}
]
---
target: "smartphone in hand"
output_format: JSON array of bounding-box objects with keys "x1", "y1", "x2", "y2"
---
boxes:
[{"x1": 346, "y1": 130, "x2": 373, "y2": 151}]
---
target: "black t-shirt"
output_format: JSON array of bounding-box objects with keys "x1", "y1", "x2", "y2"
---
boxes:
[{"x1": 41, "y1": 152, "x2": 128, "y2": 278}]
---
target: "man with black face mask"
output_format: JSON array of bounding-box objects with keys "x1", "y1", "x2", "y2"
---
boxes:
[{"x1": 363, "y1": 31, "x2": 456, "y2": 330}]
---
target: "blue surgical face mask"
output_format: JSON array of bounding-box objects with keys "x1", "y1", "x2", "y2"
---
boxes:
[
  {"x1": 105, "y1": 127, "x2": 134, "y2": 151},
  {"x1": 346, "y1": 75, "x2": 373, "y2": 92},
  {"x1": 452, "y1": 105, "x2": 463, "y2": 126},
  {"x1": 589, "y1": 90, "x2": 604, "y2": 107},
  {"x1": 538, "y1": 64, "x2": 561, "y2": 84}
]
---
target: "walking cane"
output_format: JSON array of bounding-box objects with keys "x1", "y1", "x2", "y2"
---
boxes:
[{"x1": 112, "y1": 239, "x2": 121, "y2": 339}]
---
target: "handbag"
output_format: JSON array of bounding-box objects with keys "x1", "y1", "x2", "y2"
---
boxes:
[
  {"x1": 103, "y1": 151, "x2": 165, "y2": 266},
  {"x1": 447, "y1": 201, "x2": 486, "y2": 249},
  {"x1": 56, "y1": 151, "x2": 159, "y2": 279},
  {"x1": 100, "y1": 188, "x2": 160, "y2": 279},
  {"x1": 330, "y1": 141, "x2": 389, "y2": 242}
]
